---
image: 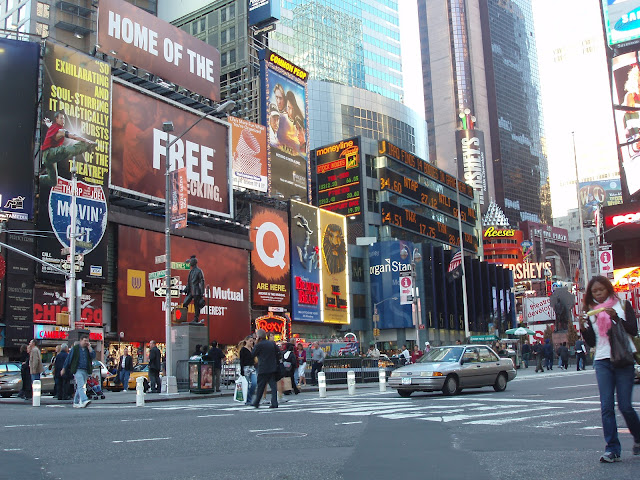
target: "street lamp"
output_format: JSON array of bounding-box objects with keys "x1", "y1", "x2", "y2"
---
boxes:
[
  {"x1": 400, "y1": 246, "x2": 422, "y2": 346},
  {"x1": 160, "y1": 99, "x2": 236, "y2": 392}
]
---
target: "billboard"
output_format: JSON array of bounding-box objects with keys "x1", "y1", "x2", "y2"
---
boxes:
[
  {"x1": 602, "y1": 0, "x2": 640, "y2": 47},
  {"x1": 37, "y1": 43, "x2": 111, "y2": 283},
  {"x1": 578, "y1": 178, "x2": 623, "y2": 223},
  {"x1": 250, "y1": 206, "x2": 290, "y2": 306},
  {"x1": 229, "y1": 116, "x2": 268, "y2": 192},
  {"x1": 33, "y1": 286, "x2": 102, "y2": 327},
  {"x1": 110, "y1": 81, "x2": 232, "y2": 217},
  {"x1": 611, "y1": 51, "x2": 640, "y2": 198},
  {"x1": 455, "y1": 129, "x2": 488, "y2": 207},
  {"x1": 289, "y1": 201, "x2": 320, "y2": 322},
  {"x1": 0, "y1": 38, "x2": 39, "y2": 221},
  {"x1": 260, "y1": 49, "x2": 310, "y2": 201},
  {"x1": 249, "y1": 0, "x2": 281, "y2": 27},
  {"x1": 315, "y1": 137, "x2": 362, "y2": 217},
  {"x1": 97, "y1": 0, "x2": 220, "y2": 101},
  {"x1": 117, "y1": 226, "x2": 250, "y2": 345},
  {"x1": 368, "y1": 241, "x2": 413, "y2": 329},
  {"x1": 319, "y1": 209, "x2": 349, "y2": 324}
]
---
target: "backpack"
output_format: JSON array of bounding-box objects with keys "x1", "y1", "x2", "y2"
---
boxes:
[{"x1": 283, "y1": 351, "x2": 293, "y2": 371}]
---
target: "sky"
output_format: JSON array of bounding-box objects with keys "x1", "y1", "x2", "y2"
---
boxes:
[{"x1": 398, "y1": 0, "x2": 621, "y2": 219}]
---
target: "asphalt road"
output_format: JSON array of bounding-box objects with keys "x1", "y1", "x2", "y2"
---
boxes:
[{"x1": 1, "y1": 368, "x2": 639, "y2": 480}]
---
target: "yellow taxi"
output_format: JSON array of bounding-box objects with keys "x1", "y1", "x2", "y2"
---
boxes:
[{"x1": 105, "y1": 363, "x2": 158, "y2": 392}]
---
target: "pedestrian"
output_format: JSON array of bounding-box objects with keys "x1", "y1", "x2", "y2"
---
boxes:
[
  {"x1": 193, "y1": 344, "x2": 202, "y2": 357},
  {"x1": 206, "y1": 341, "x2": 224, "y2": 392},
  {"x1": 424, "y1": 341, "x2": 431, "y2": 353},
  {"x1": 575, "y1": 337, "x2": 587, "y2": 371},
  {"x1": 533, "y1": 341, "x2": 544, "y2": 373},
  {"x1": 521, "y1": 340, "x2": 530, "y2": 368},
  {"x1": 29, "y1": 339, "x2": 44, "y2": 386},
  {"x1": 61, "y1": 334, "x2": 95, "y2": 408},
  {"x1": 17, "y1": 344, "x2": 31, "y2": 399},
  {"x1": 54, "y1": 343, "x2": 70, "y2": 400},
  {"x1": 148, "y1": 340, "x2": 162, "y2": 393},
  {"x1": 455, "y1": 339, "x2": 462, "y2": 345},
  {"x1": 309, "y1": 342, "x2": 325, "y2": 385},
  {"x1": 283, "y1": 343, "x2": 299, "y2": 395},
  {"x1": 580, "y1": 275, "x2": 640, "y2": 463},
  {"x1": 239, "y1": 338, "x2": 257, "y2": 405},
  {"x1": 543, "y1": 338, "x2": 554, "y2": 370},
  {"x1": 251, "y1": 329, "x2": 279, "y2": 409},
  {"x1": 559, "y1": 342, "x2": 569, "y2": 370},
  {"x1": 400, "y1": 345, "x2": 411, "y2": 365},
  {"x1": 366, "y1": 344, "x2": 380, "y2": 359},
  {"x1": 411, "y1": 345, "x2": 423, "y2": 364},
  {"x1": 117, "y1": 348, "x2": 133, "y2": 391},
  {"x1": 296, "y1": 343, "x2": 307, "y2": 388}
]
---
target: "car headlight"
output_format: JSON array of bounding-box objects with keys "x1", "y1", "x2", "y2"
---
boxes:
[
  {"x1": 420, "y1": 371, "x2": 432, "y2": 377},
  {"x1": 7, "y1": 378, "x2": 21, "y2": 385},
  {"x1": 390, "y1": 370, "x2": 402, "y2": 377}
]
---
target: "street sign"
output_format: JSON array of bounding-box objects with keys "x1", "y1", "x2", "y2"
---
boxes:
[
  {"x1": 372, "y1": 314, "x2": 380, "y2": 325},
  {"x1": 172, "y1": 262, "x2": 190, "y2": 270},
  {"x1": 470, "y1": 334, "x2": 498, "y2": 342},
  {"x1": 149, "y1": 270, "x2": 166, "y2": 280},
  {"x1": 399, "y1": 271, "x2": 413, "y2": 305},
  {"x1": 155, "y1": 254, "x2": 166, "y2": 264},
  {"x1": 153, "y1": 286, "x2": 181, "y2": 298},
  {"x1": 158, "y1": 276, "x2": 180, "y2": 287},
  {"x1": 599, "y1": 246, "x2": 614, "y2": 279},
  {"x1": 268, "y1": 306, "x2": 285, "y2": 312}
]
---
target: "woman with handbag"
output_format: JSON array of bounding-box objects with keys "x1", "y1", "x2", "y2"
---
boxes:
[{"x1": 580, "y1": 275, "x2": 640, "y2": 463}]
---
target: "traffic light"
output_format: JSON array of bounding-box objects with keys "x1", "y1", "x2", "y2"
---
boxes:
[
  {"x1": 373, "y1": 328, "x2": 380, "y2": 337},
  {"x1": 172, "y1": 307, "x2": 188, "y2": 324}
]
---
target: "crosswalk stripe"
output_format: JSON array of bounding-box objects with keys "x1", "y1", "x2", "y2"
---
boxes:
[{"x1": 419, "y1": 406, "x2": 560, "y2": 423}]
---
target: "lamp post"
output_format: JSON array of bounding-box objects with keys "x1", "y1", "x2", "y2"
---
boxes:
[
  {"x1": 572, "y1": 132, "x2": 590, "y2": 290},
  {"x1": 401, "y1": 246, "x2": 422, "y2": 346},
  {"x1": 161, "y1": 100, "x2": 236, "y2": 385},
  {"x1": 453, "y1": 157, "x2": 470, "y2": 339}
]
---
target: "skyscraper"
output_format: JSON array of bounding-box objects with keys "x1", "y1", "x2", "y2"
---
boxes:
[{"x1": 418, "y1": 0, "x2": 551, "y2": 225}]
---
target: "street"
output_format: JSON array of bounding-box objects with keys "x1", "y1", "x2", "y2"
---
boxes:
[{"x1": 1, "y1": 368, "x2": 639, "y2": 480}]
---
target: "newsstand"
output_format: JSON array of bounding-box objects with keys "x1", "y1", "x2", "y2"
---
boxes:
[{"x1": 189, "y1": 358, "x2": 214, "y2": 393}]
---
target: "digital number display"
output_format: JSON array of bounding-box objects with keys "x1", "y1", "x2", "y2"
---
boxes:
[
  {"x1": 379, "y1": 168, "x2": 476, "y2": 225},
  {"x1": 378, "y1": 140, "x2": 474, "y2": 198},
  {"x1": 315, "y1": 137, "x2": 362, "y2": 217},
  {"x1": 381, "y1": 202, "x2": 478, "y2": 252}
]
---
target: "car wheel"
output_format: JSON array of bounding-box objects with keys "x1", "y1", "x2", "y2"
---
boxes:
[
  {"x1": 442, "y1": 375, "x2": 459, "y2": 396},
  {"x1": 493, "y1": 372, "x2": 508, "y2": 392},
  {"x1": 397, "y1": 389, "x2": 413, "y2": 398},
  {"x1": 1, "y1": 393, "x2": 12, "y2": 398}
]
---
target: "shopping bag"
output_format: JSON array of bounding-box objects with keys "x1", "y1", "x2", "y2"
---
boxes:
[
  {"x1": 281, "y1": 376, "x2": 292, "y2": 392},
  {"x1": 234, "y1": 376, "x2": 248, "y2": 403}
]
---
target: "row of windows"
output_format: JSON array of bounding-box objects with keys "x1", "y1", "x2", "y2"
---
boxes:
[
  {"x1": 363, "y1": 48, "x2": 401, "y2": 72},
  {"x1": 363, "y1": 33, "x2": 400, "y2": 56},
  {"x1": 284, "y1": 0, "x2": 399, "y2": 28},
  {"x1": 364, "y1": 82, "x2": 400, "y2": 102}
]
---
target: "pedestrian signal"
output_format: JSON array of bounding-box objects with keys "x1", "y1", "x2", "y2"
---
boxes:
[{"x1": 172, "y1": 307, "x2": 188, "y2": 323}]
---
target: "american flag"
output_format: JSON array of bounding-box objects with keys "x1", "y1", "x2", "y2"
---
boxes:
[
  {"x1": 337, "y1": 342, "x2": 358, "y2": 356},
  {"x1": 447, "y1": 249, "x2": 462, "y2": 273}
]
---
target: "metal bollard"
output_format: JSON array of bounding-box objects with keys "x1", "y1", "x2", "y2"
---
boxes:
[
  {"x1": 32, "y1": 380, "x2": 41, "y2": 407},
  {"x1": 378, "y1": 368, "x2": 386, "y2": 393},
  {"x1": 347, "y1": 370, "x2": 356, "y2": 396},
  {"x1": 318, "y1": 371, "x2": 327, "y2": 398},
  {"x1": 136, "y1": 377, "x2": 145, "y2": 406}
]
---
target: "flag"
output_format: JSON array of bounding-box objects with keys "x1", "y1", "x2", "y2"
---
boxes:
[
  {"x1": 446, "y1": 249, "x2": 463, "y2": 282},
  {"x1": 574, "y1": 253, "x2": 581, "y2": 284}
]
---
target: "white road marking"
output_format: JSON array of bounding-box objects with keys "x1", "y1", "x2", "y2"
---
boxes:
[
  {"x1": 581, "y1": 426, "x2": 602, "y2": 430},
  {"x1": 420, "y1": 406, "x2": 560, "y2": 423},
  {"x1": 112, "y1": 437, "x2": 171, "y2": 443},
  {"x1": 3, "y1": 448, "x2": 22, "y2": 451},
  {"x1": 464, "y1": 408, "x2": 601, "y2": 426},
  {"x1": 197, "y1": 413, "x2": 234, "y2": 418},
  {"x1": 4, "y1": 424, "x2": 45, "y2": 428},
  {"x1": 120, "y1": 418, "x2": 153, "y2": 422},
  {"x1": 335, "y1": 421, "x2": 363, "y2": 425},
  {"x1": 549, "y1": 383, "x2": 597, "y2": 389},
  {"x1": 249, "y1": 428, "x2": 283, "y2": 432}
]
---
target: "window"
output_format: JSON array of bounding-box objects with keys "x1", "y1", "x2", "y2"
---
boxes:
[
  {"x1": 18, "y1": 4, "x2": 27, "y2": 22},
  {"x1": 479, "y1": 346, "x2": 499, "y2": 362},
  {"x1": 220, "y1": 51, "x2": 227, "y2": 67},
  {"x1": 351, "y1": 257, "x2": 365, "y2": 283},
  {"x1": 367, "y1": 189, "x2": 379, "y2": 214},
  {"x1": 365, "y1": 154, "x2": 376, "y2": 178},
  {"x1": 352, "y1": 294, "x2": 366, "y2": 319},
  {"x1": 229, "y1": 48, "x2": 235, "y2": 64},
  {"x1": 37, "y1": 1, "x2": 50, "y2": 18},
  {"x1": 36, "y1": 22, "x2": 49, "y2": 38}
]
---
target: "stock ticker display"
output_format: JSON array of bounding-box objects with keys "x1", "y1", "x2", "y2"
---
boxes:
[{"x1": 315, "y1": 137, "x2": 362, "y2": 217}]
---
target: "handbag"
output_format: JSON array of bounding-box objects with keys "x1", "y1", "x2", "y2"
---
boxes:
[{"x1": 608, "y1": 318, "x2": 635, "y2": 368}]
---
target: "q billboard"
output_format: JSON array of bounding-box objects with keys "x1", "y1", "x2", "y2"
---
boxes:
[{"x1": 250, "y1": 206, "x2": 290, "y2": 306}]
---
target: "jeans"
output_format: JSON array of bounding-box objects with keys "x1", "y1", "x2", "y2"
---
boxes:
[
  {"x1": 535, "y1": 355, "x2": 543, "y2": 372},
  {"x1": 545, "y1": 357, "x2": 553, "y2": 370},
  {"x1": 576, "y1": 353, "x2": 586, "y2": 370},
  {"x1": 522, "y1": 353, "x2": 530, "y2": 368},
  {"x1": 310, "y1": 361, "x2": 323, "y2": 384},
  {"x1": 149, "y1": 369, "x2": 161, "y2": 393},
  {"x1": 213, "y1": 368, "x2": 221, "y2": 392},
  {"x1": 594, "y1": 359, "x2": 640, "y2": 455},
  {"x1": 73, "y1": 369, "x2": 89, "y2": 405},
  {"x1": 120, "y1": 370, "x2": 131, "y2": 390},
  {"x1": 253, "y1": 372, "x2": 278, "y2": 407},
  {"x1": 244, "y1": 367, "x2": 257, "y2": 405},
  {"x1": 31, "y1": 373, "x2": 41, "y2": 382}
]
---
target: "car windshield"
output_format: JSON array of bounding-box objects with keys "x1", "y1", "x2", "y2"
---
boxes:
[
  {"x1": 133, "y1": 364, "x2": 148, "y2": 373},
  {"x1": 2, "y1": 363, "x2": 21, "y2": 373},
  {"x1": 418, "y1": 347, "x2": 464, "y2": 363}
]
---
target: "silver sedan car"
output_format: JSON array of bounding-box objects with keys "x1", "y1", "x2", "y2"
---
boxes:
[{"x1": 388, "y1": 345, "x2": 517, "y2": 397}]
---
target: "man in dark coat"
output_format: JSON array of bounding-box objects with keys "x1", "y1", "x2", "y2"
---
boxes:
[
  {"x1": 558, "y1": 342, "x2": 570, "y2": 370},
  {"x1": 148, "y1": 340, "x2": 162, "y2": 393},
  {"x1": 533, "y1": 341, "x2": 544, "y2": 373},
  {"x1": 54, "y1": 343, "x2": 70, "y2": 400},
  {"x1": 202, "y1": 341, "x2": 225, "y2": 393},
  {"x1": 117, "y1": 348, "x2": 134, "y2": 391},
  {"x1": 251, "y1": 329, "x2": 279, "y2": 409},
  {"x1": 183, "y1": 255, "x2": 205, "y2": 324},
  {"x1": 543, "y1": 339, "x2": 554, "y2": 371},
  {"x1": 575, "y1": 338, "x2": 587, "y2": 371}
]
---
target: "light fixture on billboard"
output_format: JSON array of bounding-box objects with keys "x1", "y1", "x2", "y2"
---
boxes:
[
  {"x1": 214, "y1": 99, "x2": 236, "y2": 117},
  {"x1": 291, "y1": 195, "x2": 301, "y2": 201},
  {"x1": 74, "y1": 31, "x2": 83, "y2": 39}
]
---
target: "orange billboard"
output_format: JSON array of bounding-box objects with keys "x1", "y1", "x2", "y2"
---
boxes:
[{"x1": 229, "y1": 116, "x2": 267, "y2": 192}]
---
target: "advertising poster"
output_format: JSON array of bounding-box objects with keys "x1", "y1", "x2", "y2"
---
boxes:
[
  {"x1": 578, "y1": 178, "x2": 622, "y2": 223},
  {"x1": 261, "y1": 50, "x2": 309, "y2": 201},
  {"x1": 37, "y1": 42, "x2": 111, "y2": 283},
  {"x1": 319, "y1": 209, "x2": 349, "y2": 324},
  {"x1": 250, "y1": 205, "x2": 290, "y2": 306},
  {"x1": 315, "y1": 137, "x2": 362, "y2": 217},
  {"x1": 368, "y1": 241, "x2": 413, "y2": 329},
  {"x1": 455, "y1": 129, "x2": 488, "y2": 207},
  {"x1": 0, "y1": 38, "x2": 39, "y2": 221},
  {"x1": 229, "y1": 116, "x2": 267, "y2": 192},
  {"x1": 117, "y1": 226, "x2": 250, "y2": 345},
  {"x1": 602, "y1": 0, "x2": 640, "y2": 47},
  {"x1": 97, "y1": 0, "x2": 220, "y2": 101},
  {"x1": 249, "y1": 0, "x2": 280, "y2": 27},
  {"x1": 523, "y1": 297, "x2": 556, "y2": 323},
  {"x1": 170, "y1": 167, "x2": 188, "y2": 229},
  {"x1": 289, "y1": 201, "x2": 321, "y2": 322},
  {"x1": 33, "y1": 286, "x2": 102, "y2": 327},
  {"x1": 611, "y1": 51, "x2": 640, "y2": 197},
  {"x1": 111, "y1": 81, "x2": 231, "y2": 216}
]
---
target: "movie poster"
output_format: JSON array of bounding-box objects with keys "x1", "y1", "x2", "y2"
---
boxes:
[
  {"x1": 319, "y1": 209, "x2": 349, "y2": 324},
  {"x1": 289, "y1": 201, "x2": 321, "y2": 322},
  {"x1": 37, "y1": 43, "x2": 111, "y2": 283}
]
